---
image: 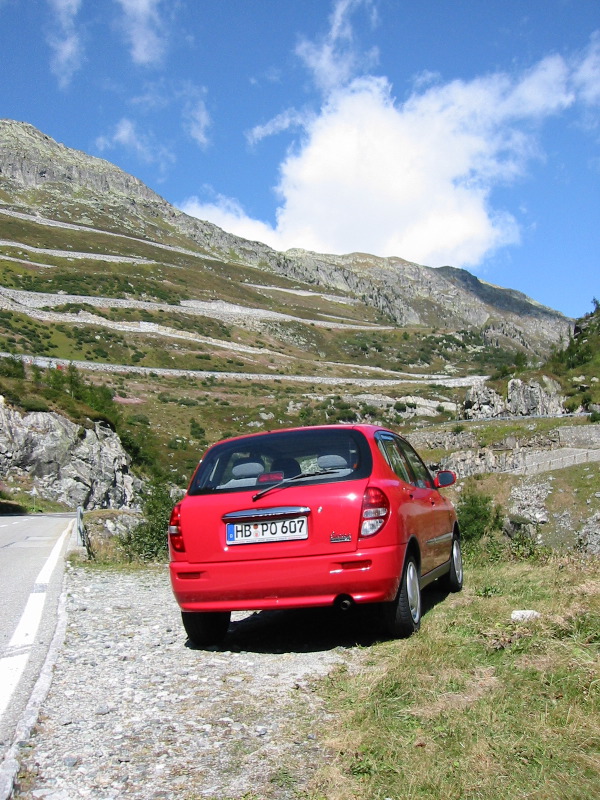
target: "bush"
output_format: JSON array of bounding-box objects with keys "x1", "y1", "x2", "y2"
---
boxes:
[
  {"x1": 456, "y1": 487, "x2": 503, "y2": 544},
  {"x1": 0, "y1": 355, "x2": 25, "y2": 379},
  {"x1": 590, "y1": 410, "x2": 600, "y2": 423},
  {"x1": 190, "y1": 419, "x2": 206, "y2": 439},
  {"x1": 20, "y1": 395, "x2": 49, "y2": 412},
  {"x1": 119, "y1": 481, "x2": 173, "y2": 561},
  {"x1": 128, "y1": 413, "x2": 151, "y2": 426}
]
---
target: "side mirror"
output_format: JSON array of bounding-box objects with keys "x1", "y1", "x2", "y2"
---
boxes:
[{"x1": 434, "y1": 470, "x2": 456, "y2": 488}]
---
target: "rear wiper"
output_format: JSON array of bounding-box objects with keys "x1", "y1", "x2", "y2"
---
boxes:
[{"x1": 252, "y1": 469, "x2": 341, "y2": 501}]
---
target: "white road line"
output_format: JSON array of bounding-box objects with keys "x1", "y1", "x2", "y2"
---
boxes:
[
  {"x1": 0, "y1": 522, "x2": 72, "y2": 719},
  {"x1": 8, "y1": 595, "x2": 47, "y2": 650},
  {"x1": 36, "y1": 528, "x2": 70, "y2": 585}
]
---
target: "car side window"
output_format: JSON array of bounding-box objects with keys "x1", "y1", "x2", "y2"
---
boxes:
[
  {"x1": 377, "y1": 437, "x2": 412, "y2": 483},
  {"x1": 395, "y1": 438, "x2": 433, "y2": 489}
]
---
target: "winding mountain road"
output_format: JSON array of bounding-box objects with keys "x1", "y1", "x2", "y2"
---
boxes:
[{"x1": 1, "y1": 351, "x2": 486, "y2": 389}]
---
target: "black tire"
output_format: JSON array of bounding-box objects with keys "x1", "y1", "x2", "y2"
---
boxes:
[
  {"x1": 382, "y1": 555, "x2": 421, "y2": 638},
  {"x1": 181, "y1": 611, "x2": 231, "y2": 646},
  {"x1": 442, "y1": 536, "x2": 463, "y2": 593}
]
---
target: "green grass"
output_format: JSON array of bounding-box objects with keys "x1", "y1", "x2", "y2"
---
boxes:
[{"x1": 311, "y1": 556, "x2": 600, "y2": 800}]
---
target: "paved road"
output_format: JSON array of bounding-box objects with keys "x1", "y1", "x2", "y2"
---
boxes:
[
  {"x1": 0, "y1": 514, "x2": 74, "y2": 778},
  {"x1": 0, "y1": 351, "x2": 486, "y2": 389}
]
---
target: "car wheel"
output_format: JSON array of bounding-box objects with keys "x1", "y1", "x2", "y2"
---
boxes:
[
  {"x1": 382, "y1": 555, "x2": 421, "y2": 638},
  {"x1": 181, "y1": 611, "x2": 231, "y2": 646},
  {"x1": 442, "y1": 536, "x2": 463, "y2": 593}
]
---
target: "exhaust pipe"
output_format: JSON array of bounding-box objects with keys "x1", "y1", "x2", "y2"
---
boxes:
[{"x1": 335, "y1": 595, "x2": 353, "y2": 612}]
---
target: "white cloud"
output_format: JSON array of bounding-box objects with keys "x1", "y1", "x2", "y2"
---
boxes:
[
  {"x1": 95, "y1": 117, "x2": 174, "y2": 175},
  {"x1": 115, "y1": 0, "x2": 167, "y2": 66},
  {"x1": 182, "y1": 3, "x2": 600, "y2": 270},
  {"x1": 246, "y1": 108, "x2": 309, "y2": 146},
  {"x1": 46, "y1": 0, "x2": 83, "y2": 88},
  {"x1": 180, "y1": 194, "x2": 279, "y2": 246},
  {"x1": 131, "y1": 79, "x2": 171, "y2": 111},
  {"x1": 572, "y1": 32, "x2": 600, "y2": 107},
  {"x1": 183, "y1": 98, "x2": 211, "y2": 149},
  {"x1": 271, "y1": 75, "x2": 526, "y2": 264},
  {"x1": 296, "y1": 0, "x2": 378, "y2": 94},
  {"x1": 132, "y1": 80, "x2": 212, "y2": 149}
]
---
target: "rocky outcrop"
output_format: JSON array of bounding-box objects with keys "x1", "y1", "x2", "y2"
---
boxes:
[
  {"x1": 504, "y1": 478, "x2": 600, "y2": 555},
  {"x1": 0, "y1": 395, "x2": 140, "y2": 510},
  {"x1": 462, "y1": 377, "x2": 566, "y2": 419},
  {"x1": 440, "y1": 446, "x2": 525, "y2": 476},
  {"x1": 462, "y1": 380, "x2": 506, "y2": 419},
  {"x1": 577, "y1": 511, "x2": 600, "y2": 555},
  {"x1": 506, "y1": 377, "x2": 566, "y2": 416}
]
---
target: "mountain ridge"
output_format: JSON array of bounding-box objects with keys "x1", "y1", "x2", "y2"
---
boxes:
[{"x1": 0, "y1": 118, "x2": 571, "y2": 355}]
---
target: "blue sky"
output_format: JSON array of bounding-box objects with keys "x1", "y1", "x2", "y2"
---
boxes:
[{"x1": 1, "y1": 0, "x2": 599, "y2": 319}]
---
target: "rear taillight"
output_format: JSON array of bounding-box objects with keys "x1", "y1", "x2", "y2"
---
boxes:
[
  {"x1": 360, "y1": 486, "x2": 390, "y2": 537},
  {"x1": 168, "y1": 503, "x2": 185, "y2": 553}
]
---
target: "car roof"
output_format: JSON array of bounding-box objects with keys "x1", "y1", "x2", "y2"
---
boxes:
[{"x1": 207, "y1": 423, "x2": 397, "y2": 448}]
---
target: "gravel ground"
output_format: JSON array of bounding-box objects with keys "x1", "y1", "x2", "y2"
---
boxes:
[{"x1": 12, "y1": 565, "x2": 371, "y2": 800}]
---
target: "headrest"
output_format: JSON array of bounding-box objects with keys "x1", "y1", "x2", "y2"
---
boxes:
[
  {"x1": 317, "y1": 454, "x2": 348, "y2": 470},
  {"x1": 232, "y1": 461, "x2": 265, "y2": 479}
]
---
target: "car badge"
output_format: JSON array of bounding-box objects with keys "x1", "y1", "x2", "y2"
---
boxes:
[{"x1": 330, "y1": 533, "x2": 352, "y2": 543}]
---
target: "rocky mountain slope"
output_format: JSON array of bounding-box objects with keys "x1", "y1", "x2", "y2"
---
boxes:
[{"x1": 0, "y1": 119, "x2": 570, "y2": 355}]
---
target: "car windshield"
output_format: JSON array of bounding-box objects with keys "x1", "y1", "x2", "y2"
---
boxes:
[{"x1": 188, "y1": 428, "x2": 372, "y2": 495}]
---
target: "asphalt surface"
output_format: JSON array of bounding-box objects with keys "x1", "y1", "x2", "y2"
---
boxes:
[{"x1": 0, "y1": 514, "x2": 74, "y2": 796}]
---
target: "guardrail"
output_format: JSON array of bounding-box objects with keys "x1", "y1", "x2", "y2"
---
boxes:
[{"x1": 76, "y1": 506, "x2": 94, "y2": 559}]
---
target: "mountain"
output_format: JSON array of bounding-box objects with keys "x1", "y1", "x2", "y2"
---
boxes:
[{"x1": 0, "y1": 118, "x2": 570, "y2": 362}]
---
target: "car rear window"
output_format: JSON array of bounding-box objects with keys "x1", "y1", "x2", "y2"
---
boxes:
[{"x1": 188, "y1": 428, "x2": 372, "y2": 495}]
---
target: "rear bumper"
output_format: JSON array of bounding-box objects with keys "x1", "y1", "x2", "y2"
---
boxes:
[{"x1": 170, "y1": 545, "x2": 404, "y2": 612}]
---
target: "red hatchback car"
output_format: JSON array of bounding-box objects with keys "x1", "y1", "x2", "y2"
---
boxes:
[{"x1": 168, "y1": 424, "x2": 462, "y2": 645}]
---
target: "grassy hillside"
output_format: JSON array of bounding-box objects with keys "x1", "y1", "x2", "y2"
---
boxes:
[
  {"x1": 546, "y1": 300, "x2": 600, "y2": 414},
  {"x1": 0, "y1": 356, "x2": 466, "y2": 492},
  {"x1": 311, "y1": 554, "x2": 599, "y2": 800}
]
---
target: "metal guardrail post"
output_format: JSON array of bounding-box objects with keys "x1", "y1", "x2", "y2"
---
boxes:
[
  {"x1": 75, "y1": 506, "x2": 94, "y2": 559},
  {"x1": 76, "y1": 506, "x2": 85, "y2": 546}
]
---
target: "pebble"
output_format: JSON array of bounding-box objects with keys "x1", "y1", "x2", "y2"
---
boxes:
[{"x1": 13, "y1": 566, "x2": 351, "y2": 799}]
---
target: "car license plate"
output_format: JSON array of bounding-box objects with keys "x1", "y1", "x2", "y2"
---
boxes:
[{"x1": 226, "y1": 516, "x2": 308, "y2": 545}]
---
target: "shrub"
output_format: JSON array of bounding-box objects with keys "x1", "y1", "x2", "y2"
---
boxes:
[
  {"x1": 128, "y1": 413, "x2": 151, "y2": 426},
  {"x1": 20, "y1": 396, "x2": 49, "y2": 413},
  {"x1": 119, "y1": 480, "x2": 173, "y2": 561},
  {"x1": 0, "y1": 355, "x2": 25, "y2": 378},
  {"x1": 298, "y1": 406, "x2": 314, "y2": 423},
  {"x1": 190, "y1": 419, "x2": 206, "y2": 439},
  {"x1": 456, "y1": 487, "x2": 503, "y2": 544},
  {"x1": 361, "y1": 404, "x2": 378, "y2": 417}
]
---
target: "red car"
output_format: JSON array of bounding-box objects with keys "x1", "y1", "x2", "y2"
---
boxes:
[{"x1": 168, "y1": 424, "x2": 462, "y2": 645}]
